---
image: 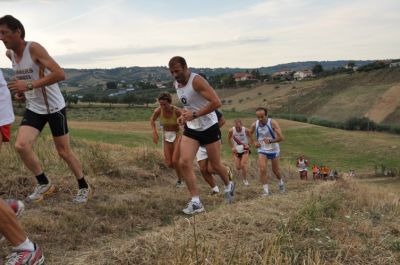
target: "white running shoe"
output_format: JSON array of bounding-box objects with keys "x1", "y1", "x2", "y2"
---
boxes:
[
  {"x1": 224, "y1": 182, "x2": 235, "y2": 204},
  {"x1": 182, "y1": 201, "x2": 205, "y2": 215},
  {"x1": 262, "y1": 191, "x2": 272, "y2": 197},
  {"x1": 73, "y1": 186, "x2": 93, "y2": 203},
  {"x1": 26, "y1": 182, "x2": 56, "y2": 203},
  {"x1": 279, "y1": 183, "x2": 285, "y2": 193},
  {"x1": 243, "y1": 180, "x2": 249, "y2": 186}
]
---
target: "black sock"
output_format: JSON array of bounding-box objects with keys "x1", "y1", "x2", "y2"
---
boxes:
[
  {"x1": 35, "y1": 173, "x2": 49, "y2": 185},
  {"x1": 78, "y1": 177, "x2": 89, "y2": 189}
]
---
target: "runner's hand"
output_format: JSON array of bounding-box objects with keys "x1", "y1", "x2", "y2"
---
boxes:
[
  {"x1": 8, "y1": 80, "x2": 28, "y2": 93},
  {"x1": 15, "y1": 92, "x2": 26, "y2": 103},
  {"x1": 231, "y1": 147, "x2": 237, "y2": 154},
  {"x1": 182, "y1": 109, "x2": 194, "y2": 121}
]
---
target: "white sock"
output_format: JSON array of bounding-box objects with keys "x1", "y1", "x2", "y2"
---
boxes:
[
  {"x1": 263, "y1": 184, "x2": 269, "y2": 194},
  {"x1": 191, "y1": 196, "x2": 200, "y2": 204},
  {"x1": 211, "y1": 186, "x2": 219, "y2": 193},
  {"x1": 13, "y1": 238, "x2": 35, "y2": 252},
  {"x1": 279, "y1": 179, "x2": 284, "y2": 185}
]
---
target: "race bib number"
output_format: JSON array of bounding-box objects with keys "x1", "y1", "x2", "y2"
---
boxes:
[{"x1": 186, "y1": 118, "x2": 202, "y2": 130}]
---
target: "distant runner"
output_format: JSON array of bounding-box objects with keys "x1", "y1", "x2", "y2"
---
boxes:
[
  {"x1": 249, "y1": 107, "x2": 285, "y2": 196},
  {"x1": 296, "y1": 155, "x2": 309, "y2": 180},
  {"x1": 0, "y1": 15, "x2": 91, "y2": 203},
  {"x1": 150, "y1": 92, "x2": 184, "y2": 188},
  {"x1": 169, "y1": 56, "x2": 235, "y2": 214},
  {"x1": 227, "y1": 119, "x2": 251, "y2": 186}
]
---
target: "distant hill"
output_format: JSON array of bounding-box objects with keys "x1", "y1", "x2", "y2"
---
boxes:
[
  {"x1": 1, "y1": 60, "x2": 373, "y2": 87},
  {"x1": 219, "y1": 67, "x2": 400, "y2": 125}
]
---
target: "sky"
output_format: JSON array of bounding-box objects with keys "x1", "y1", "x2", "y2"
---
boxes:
[{"x1": 0, "y1": 0, "x2": 399, "y2": 69}]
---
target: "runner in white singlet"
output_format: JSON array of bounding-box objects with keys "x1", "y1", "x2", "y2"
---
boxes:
[
  {"x1": 227, "y1": 119, "x2": 251, "y2": 186},
  {"x1": 0, "y1": 15, "x2": 91, "y2": 204},
  {"x1": 169, "y1": 56, "x2": 235, "y2": 215},
  {"x1": 249, "y1": 107, "x2": 285, "y2": 196}
]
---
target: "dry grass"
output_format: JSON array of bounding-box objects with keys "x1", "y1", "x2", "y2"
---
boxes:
[{"x1": 0, "y1": 132, "x2": 399, "y2": 264}]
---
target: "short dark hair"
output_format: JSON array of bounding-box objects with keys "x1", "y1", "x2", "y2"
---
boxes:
[
  {"x1": 157, "y1": 92, "x2": 172, "y2": 103},
  {"x1": 256, "y1": 107, "x2": 268, "y2": 115},
  {"x1": 0, "y1": 15, "x2": 25, "y2": 39},
  {"x1": 168, "y1": 56, "x2": 187, "y2": 68}
]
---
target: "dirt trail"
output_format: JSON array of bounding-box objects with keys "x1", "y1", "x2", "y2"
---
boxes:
[{"x1": 365, "y1": 84, "x2": 400, "y2": 123}]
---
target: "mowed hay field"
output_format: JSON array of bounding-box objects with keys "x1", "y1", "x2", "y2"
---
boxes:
[{"x1": 0, "y1": 113, "x2": 399, "y2": 264}]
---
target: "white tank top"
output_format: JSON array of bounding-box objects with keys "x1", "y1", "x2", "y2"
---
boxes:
[
  {"x1": 256, "y1": 118, "x2": 280, "y2": 154},
  {"x1": 0, "y1": 70, "x2": 15, "y2": 126},
  {"x1": 175, "y1": 72, "x2": 217, "y2": 131},
  {"x1": 232, "y1": 126, "x2": 249, "y2": 146},
  {"x1": 297, "y1": 159, "x2": 307, "y2": 170},
  {"x1": 11, "y1": 42, "x2": 65, "y2": 114}
]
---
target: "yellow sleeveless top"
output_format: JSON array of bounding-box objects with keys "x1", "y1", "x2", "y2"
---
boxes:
[{"x1": 160, "y1": 106, "x2": 178, "y2": 127}]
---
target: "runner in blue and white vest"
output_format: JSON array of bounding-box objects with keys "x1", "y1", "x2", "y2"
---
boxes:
[{"x1": 249, "y1": 107, "x2": 285, "y2": 196}]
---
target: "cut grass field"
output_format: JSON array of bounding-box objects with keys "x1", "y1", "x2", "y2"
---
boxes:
[{"x1": 64, "y1": 117, "x2": 400, "y2": 173}]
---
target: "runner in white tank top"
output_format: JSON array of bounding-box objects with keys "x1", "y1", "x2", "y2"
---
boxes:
[
  {"x1": 1, "y1": 15, "x2": 91, "y2": 204},
  {"x1": 10, "y1": 41, "x2": 65, "y2": 114},
  {"x1": 228, "y1": 119, "x2": 251, "y2": 186},
  {"x1": 250, "y1": 107, "x2": 285, "y2": 196},
  {"x1": 169, "y1": 56, "x2": 235, "y2": 215}
]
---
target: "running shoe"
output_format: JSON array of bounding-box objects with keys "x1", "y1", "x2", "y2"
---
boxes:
[
  {"x1": 262, "y1": 191, "x2": 272, "y2": 197},
  {"x1": 73, "y1": 186, "x2": 93, "y2": 203},
  {"x1": 6, "y1": 243, "x2": 44, "y2": 265},
  {"x1": 5, "y1": 199, "x2": 25, "y2": 218},
  {"x1": 243, "y1": 180, "x2": 249, "y2": 186},
  {"x1": 25, "y1": 183, "x2": 56, "y2": 203},
  {"x1": 209, "y1": 190, "x2": 220, "y2": 196},
  {"x1": 226, "y1": 166, "x2": 234, "y2": 181},
  {"x1": 182, "y1": 201, "x2": 205, "y2": 215},
  {"x1": 224, "y1": 182, "x2": 235, "y2": 204},
  {"x1": 278, "y1": 182, "x2": 285, "y2": 193}
]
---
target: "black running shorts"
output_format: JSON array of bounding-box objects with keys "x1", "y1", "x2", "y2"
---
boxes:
[
  {"x1": 184, "y1": 123, "x2": 221, "y2": 146},
  {"x1": 21, "y1": 108, "x2": 69, "y2": 137}
]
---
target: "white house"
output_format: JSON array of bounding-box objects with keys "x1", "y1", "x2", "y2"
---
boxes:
[
  {"x1": 233, "y1": 72, "x2": 255, "y2": 82},
  {"x1": 293, "y1": 70, "x2": 314, "y2": 81}
]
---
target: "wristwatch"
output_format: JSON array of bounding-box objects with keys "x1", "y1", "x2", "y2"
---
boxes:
[
  {"x1": 192, "y1": 112, "x2": 197, "y2": 118},
  {"x1": 26, "y1": 81, "x2": 34, "y2": 91}
]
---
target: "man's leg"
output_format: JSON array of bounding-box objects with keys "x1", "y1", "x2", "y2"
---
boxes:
[
  {"x1": 53, "y1": 134, "x2": 92, "y2": 203},
  {"x1": 179, "y1": 136, "x2": 200, "y2": 197},
  {"x1": 198, "y1": 159, "x2": 217, "y2": 190},
  {"x1": 171, "y1": 135, "x2": 184, "y2": 184},
  {"x1": 0, "y1": 198, "x2": 45, "y2": 264},
  {"x1": 205, "y1": 141, "x2": 229, "y2": 185},
  {"x1": 0, "y1": 199, "x2": 26, "y2": 246},
  {"x1": 53, "y1": 134, "x2": 84, "y2": 180},
  {"x1": 271, "y1": 157, "x2": 285, "y2": 192},
  {"x1": 241, "y1": 153, "x2": 249, "y2": 184},
  {"x1": 258, "y1": 154, "x2": 271, "y2": 195},
  {"x1": 14, "y1": 126, "x2": 42, "y2": 176}
]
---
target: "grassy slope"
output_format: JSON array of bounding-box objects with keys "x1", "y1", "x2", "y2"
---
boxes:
[
  {"x1": 220, "y1": 68, "x2": 400, "y2": 124},
  {"x1": 1, "y1": 117, "x2": 399, "y2": 264}
]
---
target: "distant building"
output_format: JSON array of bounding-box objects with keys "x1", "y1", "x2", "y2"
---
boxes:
[
  {"x1": 293, "y1": 69, "x2": 315, "y2": 81},
  {"x1": 272, "y1": 70, "x2": 294, "y2": 81},
  {"x1": 233, "y1": 72, "x2": 255, "y2": 81},
  {"x1": 389, "y1": 62, "x2": 400, "y2": 68}
]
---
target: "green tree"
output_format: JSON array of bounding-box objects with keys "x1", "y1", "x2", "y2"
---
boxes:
[{"x1": 312, "y1": 64, "x2": 324, "y2": 74}]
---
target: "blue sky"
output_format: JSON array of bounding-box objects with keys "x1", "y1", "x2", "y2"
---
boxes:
[{"x1": 0, "y1": 0, "x2": 399, "y2": 68}]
